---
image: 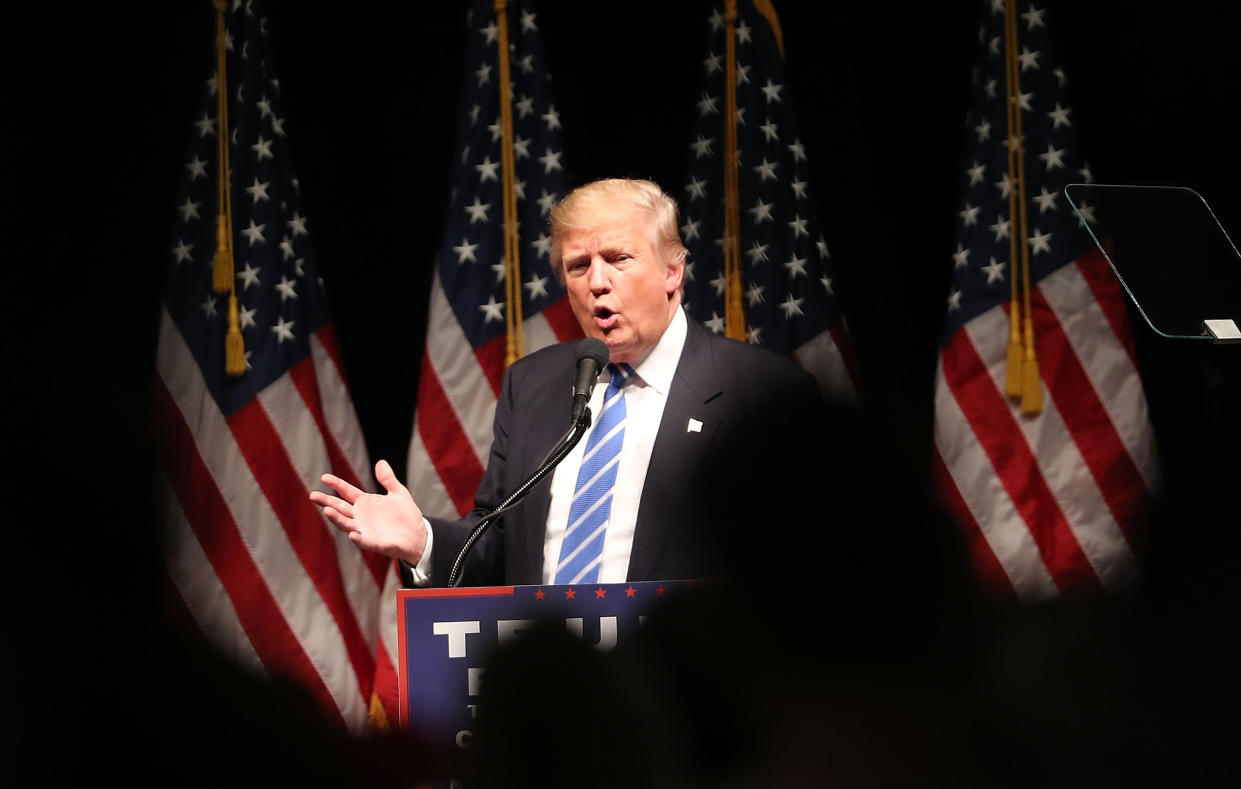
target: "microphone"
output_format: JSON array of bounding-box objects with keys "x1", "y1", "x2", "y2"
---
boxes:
[{"x1": 571, "y1": 338, "x2": 609, "y2": 425}]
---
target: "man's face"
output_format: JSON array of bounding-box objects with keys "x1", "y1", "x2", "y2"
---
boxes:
[{"x1": 558, "y1": 204, "x2": 683, "y2": 364}]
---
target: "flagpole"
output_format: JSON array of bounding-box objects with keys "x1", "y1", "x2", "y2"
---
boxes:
[
  {"x1": 722, "y1": 0, "x2": 746, "y2": 341},
  {"x1": 495, "y1": 0, "x2": 524, "y2": 366},
  {"x1": 1003, "y1": 0, "x2": 1023, "y2": 399}
]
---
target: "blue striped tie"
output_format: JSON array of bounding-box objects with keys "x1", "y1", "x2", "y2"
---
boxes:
[{"x1": 555, "y1": 363, "x2": 633, "y2": 585}]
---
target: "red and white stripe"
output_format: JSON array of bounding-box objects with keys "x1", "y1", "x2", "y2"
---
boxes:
[
  {"x1": 934, "y1": 247, "x2": 1159, "y2": 601},
  {"x1": 793, "y1": 323, "x2": 859, "y2": 403},
  {"x1": 156, "y1": 309, "x2": 400, "y2": 732},
  {"x1": 406, "y1": 268, "x2": 582, "y2": 520}
]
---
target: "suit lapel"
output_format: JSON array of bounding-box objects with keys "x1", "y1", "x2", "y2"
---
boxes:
[{"x1": 627, "y1": 317, "x2": 724, "y2": 580}]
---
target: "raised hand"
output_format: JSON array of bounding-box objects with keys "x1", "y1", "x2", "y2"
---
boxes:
[{"x1": 309, "y1": 459, "x2": 427, "y2": 565}]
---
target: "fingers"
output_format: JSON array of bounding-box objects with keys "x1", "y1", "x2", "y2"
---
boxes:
[
  {"x1": 320, "y1": 505, "x2": 357, "y2": 534},
  {"x1": 318, "y1": 472, "x2": 364, "y2": 504},
  {"x1": 374, "y1": 459, "x2": 406, "y2": 496},
  {"x1": 308, "y1": 490, "x2": 353, "y2": 518}
]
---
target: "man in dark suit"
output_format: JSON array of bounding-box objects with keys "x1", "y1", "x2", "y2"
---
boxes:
[{"x1": 310, "y1": 178, "x2": 820, "y2": 586}]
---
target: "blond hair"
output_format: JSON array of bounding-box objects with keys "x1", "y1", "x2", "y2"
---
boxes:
[{"x1": 548, "y1": 178, "x2": 689, "y2": 278}]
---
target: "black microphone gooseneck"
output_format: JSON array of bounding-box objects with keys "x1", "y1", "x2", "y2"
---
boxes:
[{"x1": 446, "y1": 340, "x2": 609, "y2": 588}]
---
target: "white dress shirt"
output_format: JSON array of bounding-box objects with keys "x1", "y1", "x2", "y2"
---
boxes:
[{"x1": 409, "y1": 307, "x2": 688, "y2": 586}]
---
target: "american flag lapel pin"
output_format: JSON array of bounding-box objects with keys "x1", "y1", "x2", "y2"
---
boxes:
[{"x1": 687, "y1": 418, "x2": 703, "y2": 434}]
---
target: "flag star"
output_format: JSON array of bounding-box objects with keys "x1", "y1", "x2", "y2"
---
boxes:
[
  {"x1": 531, "y1": 232, "x2": 551, "y2": 258},
  {"x1": 488, "y1": 120, "x2": 503, "y2": 142},
  {"x1": 245, "y1": 177, "x2": 271, "y2": 203},
  {"x1": 989, "y1": 35, "x2": 1001, "y2": 55},
  {"x1": 704, "y1": 311, "x2": 725, "y2": 334},
  {"x1": 256, "y1": 95, "x2": 273, "y2": 119},
  {"x1": 185, "y1": 155, "x2": 208, "y2": 180},
  {"x1": 475, "y1": 156, "x2": 500, "y2": 182},
  {"x1": 206, "y1": 72, "x2": 218, "y2": 95},
  {"x1": 286, "y1": 211, "x2": 308, "y2": 237},
  {"x1": 783, "y1": 256, "x2": 808, "y2": 278},
  {"x1": 816, "y1": 237, "x2": 830, "y2": 258},
  {"x1": 734, "y1": 17, "x2": 753, "y2": 42},
  {"x1": 995, "y1": 172, "x2": 1012, "y2": 199},
  {"x1": 480, "y1": 20, "x2": 498, "y2": 43},
  {"x1": 1033, "y1": 186, "x2": 1058, "y2": 213},
  {"x1": 170, "y1": 239, "x2": 193, "y2": 264},
  {"x1": 241, "y1": 219, "x2": 266, "y2": 246},
  {"x1": 736, "y1": 63, "x2": 752, "y2": 84},
  {"x1": 1039, "y1": 144, "x2": 1066, "y2": 170},
  {"x1": 515, "y1": 94, "x2": 534, "y2": 119},
  {"x1": 747, "y1": 326, "x2": 763, "y2": 344},
  {"x1": 237, "y1": 261, "x2": 261, "y2": 290},
  {"x1": 745, "y1": 282, "x2": 765, "y2": 306},
  {"x1": 816, "y1": 275, "x2": 830, "y2": 295},
  {"x1": 195, "y1": 112, "x2": 215, "y2": 138},
  {"x1": 753, "y1": 157, "x2": 778, "y2": 182},
  {"x1": 760, "y1": 79, "x2": 783, "y2": 103},
  {"x1": 690, "y1": 134, "x2": 714, "y2": 159},
  {"x1": 791, "y1": 179, "x2": 808, "y2": 199},
  {"x1": 271, "y1": 316, "x2": 296, "y2": 343},
  {"x1": 990, "y1": 0, "x2": 1005, "y2": 13},
  {"x1": 475, "y1": 62, "x2": 492, "y2": 86},
  {"x1": 1075, "y1": 201, "x2": 1097, "y2": 226},
  {"x1": 465, "y1": 197, "x2": 491, "y2": 224},
  {"x1": 1054, "y1": 67, "x2": 1066, "y2": 87},
  {"x1": 952, "y1": 244, "x2": 970, "y2": 269},
  {"x1": 1047, "y1": 102, "x2": 1073, "y2": 128},
  {"x1": 177, "y1": 197, "x2": 202, "y2": 222},
  {"x1": 490, "y1": 261, "x2": 507, "y2": 283},
  {"x1": 990, "y1": 216, "x2": 1011, "y2": 241},
  {"x1": 684, "y1": 260, "x2": 695, "y2": 282},
  {"x1": 1017, "y1": 90, "x2": 1033, "y2": 111},
  {"x1": 275, "y1": 275, "x2": 298, "y2": 301},
  {"x1": 270, "y1": 115, "x2": 285, "y2": 137},
  {"x1": 736, "y1": 106, "x2": 746, "y2": 125},
  {"x1": 696, "y1": 92, "x2": 719, "y2": 117},
  {"x1": 959, "y1": 203, "x2": 981, "y2": 226},
  {"x1": 201, "y1": 293, "x2": 217, "y2": 317},
  {"x1": 788, "y1": 139, "x2": 806, "y2": 162},
  {"x1": 1022, "y1": 6, "x2": 1046, "y2": 29},
  {"x1": 1028, "y1": 228, "x2": 1053, "y2": 255},
  {"x1": 702, "y1": 51, "x2": 722, "y2": 75},
  {"x1": 469, "y1": 103, "x2": 482, "y2": 125},
  {"x1": 974, "y1": 118, "x2": 991, "y2": 142},
  {"x1": 983, "y1": 257, "x2": 1006, "y2": 283},
  {"x1": 478, "y1": 296, "x2": 504, "y2": 323},
  {"x1": 537, "y1": 189, "x2": 557, "y2": 216},
  {"x1": 279, "y1": 235, "x2": 295, "y2": 260},
  {"x1": 542, "y1": 105, "x2": 561, "y2": 130},
  {"x1": 967, "y1": 161, "x2": 986, "y2": 186},
  {"x1": 251, "y1": 135, "x2": 273, "y2": 161},
  {"x1": 779, "y1": 293, "x2": 805, "y2": 318},
  {"x1": 294, "y1": 258, "x2": 306, "y2": 278},
  {"x1": 453, "y1": 237, "x2": 480, "y2": 263},
  {"x1": 513, "y1": 178, "x2": 525, "y2": 201},
  {"x1": 947, "y1": 289, "x2": 963, "y2": 312},
  {"x1": 520, "y1": 9, "x2": 537, "y2": 31},
  {"x1": 1018, "y1": 46, "x2": 1040, "y2": 71},
  {"x1": 759, "y1": 119, "x2": 779, "y2": 142},
  {"x1": 748, "y1": 198, "x2": 774, "y2": 224},
  {"x1": 238, "y1": 302, "x2": 257, "y2": 330},
  {"x1": 517, "y1": 53, "x2": 534, "y2": 74},
  {"x1": 680, "y1": 217, "x2": 702, "y2": 241},
  {"x1": 538, "y1": 148, "x2": 563, "y2": 174},
  {"x1": 984, "y1": 78, "x2": 997, "y2": 98},
  {"x1": 745, "y1": 239, "x2": 770, "y2": 264},
  {"x1": 685, "y1": 176, "x2": 708, "y2": 201},
  {"x1": 1079, "y1": 165, "x2": 1094, "y2": 183},
  {"x1": 708, "y1": 8, "x2": 725, "y2": 31},
  {"x1": 460, "y1": 144, "x2": 471, "y2": 163},
  {"x1": 787, "y1": 215, "x2": 809, "y2": 238},
  {"x1": 709, "y1": 273, "x2": 726, "y2": 296},
  {"x1": 525, "y1": 273, "x2": 549, "y2": 300}
]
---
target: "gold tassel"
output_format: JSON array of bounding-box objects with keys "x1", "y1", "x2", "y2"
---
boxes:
[
  {"x1": 1020, "y1": 316, "x2": 1042, "y2": 414},
  {"x1": 1005, "y1": 305, "x2": 1023, "y2": 397},
  {"x1": 225, "y1": 291, "x2": 245, "y2": 375}
]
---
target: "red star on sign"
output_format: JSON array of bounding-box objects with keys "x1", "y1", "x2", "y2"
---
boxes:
[
  {"x1": 595, "y1": 588, "x2": 606, "y2": 599},
  {"x1": 656, "y1": 585, "x2": 666, "y2": 596},
  {"x1": 564, "y1": 588, "x2": 577, "y2": 600},
  {"x1": 534, "y1": 589, "x2": 545, "y2": 600},
  {"x1": 625, "y1": 586, "x2": 636, "y2": 598}
]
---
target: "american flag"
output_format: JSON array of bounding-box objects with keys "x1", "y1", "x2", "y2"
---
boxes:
[
  {"x1": 679, "y1": 2, "x2": 857, "y2": 401},
  {"x1": 405, "y1": 0, "x2": 578, "y2": 524},
  {"x1": 154, "y1": 0, "x2": 400, "y2": 732},
  {"x1": 933, "y1": 0, "x2": 1159, "y2": 601}
]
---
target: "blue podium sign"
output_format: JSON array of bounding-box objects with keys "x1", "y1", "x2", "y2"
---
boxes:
[{"x1": 398, "y1": 580, "x2": 693, "y2": 762}]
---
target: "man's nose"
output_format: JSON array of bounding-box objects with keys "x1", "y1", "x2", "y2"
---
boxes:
[{"x1": 587, "y1": 257, "x2": 610, "y2": 292}]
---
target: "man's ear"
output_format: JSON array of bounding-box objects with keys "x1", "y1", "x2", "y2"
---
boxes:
[{"x1": 664, "y1": 255, "x2": 685, "y2": 295}]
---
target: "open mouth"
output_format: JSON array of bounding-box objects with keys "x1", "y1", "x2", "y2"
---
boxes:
[{"x1": 594, "y1": 306, "x2": 618, "y2": 330}]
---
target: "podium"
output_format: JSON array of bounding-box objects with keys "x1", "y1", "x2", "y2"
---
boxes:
[{"x1": 396, "y1": 579, "x2": 696, "y2": 785}]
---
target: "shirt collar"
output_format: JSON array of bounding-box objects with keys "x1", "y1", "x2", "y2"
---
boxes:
[{"x1": 620, "y1": 305, "x2": 686, "y2": 395}]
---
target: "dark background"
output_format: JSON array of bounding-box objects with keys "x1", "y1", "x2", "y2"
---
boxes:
[{"x1": 6, "y1": 1, "x2": 1241, "y2": 785}]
